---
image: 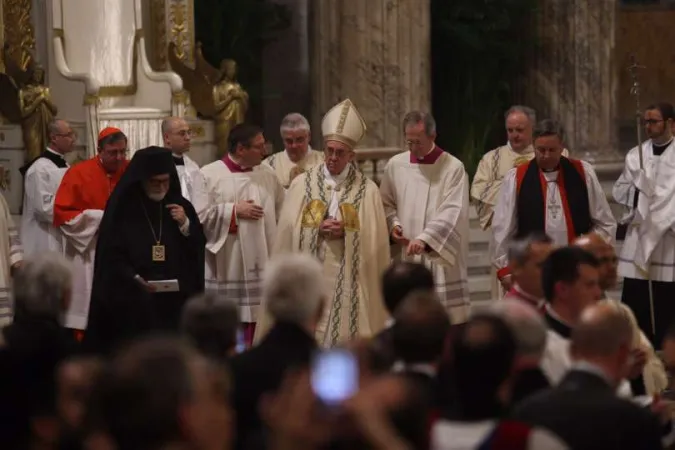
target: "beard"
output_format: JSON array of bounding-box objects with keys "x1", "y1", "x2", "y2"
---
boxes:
[{"x1": 145, "y1": 188, "x2": 168, "y2": 202}]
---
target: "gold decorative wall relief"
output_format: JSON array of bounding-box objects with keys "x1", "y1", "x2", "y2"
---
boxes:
[
  {"x1": 3, "y1": 0, "x2": 36, "y2": 71},
  {"x1": 150, "y1": 0, "x2": 195, "y2": 70}
]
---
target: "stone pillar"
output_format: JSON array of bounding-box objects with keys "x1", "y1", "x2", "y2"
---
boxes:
[
  {"x1": 525, "y1": 0, "x2": 621, "y2": 163},
  {"x1": 310, "y1": 0, "x2": 431, "y2": 149},
  {"x1": 261, "y1": 0, "x2": 310, "y2": 152}
]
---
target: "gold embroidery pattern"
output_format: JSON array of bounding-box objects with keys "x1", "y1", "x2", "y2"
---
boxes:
[
  {"x1": 513, "y1": 155, "x2": 530, "y2": 167},
  {"x1": 339, "y1": 203, "x2": 360, "y2": 232},
  {"x1": 301, "y1": 199, "x2": 327, "y2": 229}
]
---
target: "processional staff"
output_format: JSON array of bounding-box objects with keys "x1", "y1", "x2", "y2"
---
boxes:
[{"x1": 627, "y1": 54, "x2": 656, "y2": 336}]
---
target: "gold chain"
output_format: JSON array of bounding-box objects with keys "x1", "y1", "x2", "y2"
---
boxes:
[{"x1": 140, "y1": 197, "x2": 163, "y2": 244}]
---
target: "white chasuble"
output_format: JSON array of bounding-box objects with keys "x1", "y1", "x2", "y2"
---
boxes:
[
  {"x1": 380, "y1": 151, "x2": 471, "y2": 323},
  {"x1": 200, "y1": 161, "x2": 284, "y2": 323},
  {"x1": 491, "y1": 160, "x2": 616, "y2": 275},
  {"x1": 21, "y1": 157, "x2": 68, "y2": 256},
  {"x1": 260, "y1": 164, "x2": 390, "y2": 347},
  {"x1": 262, "y1": 148, "x2": 324, "y2": 188},
  {"x1": 175, "y1": 154, "x2": 208, "y2": 216},
  {"x1": 60, "y1": 210, "x2": 103, "y2": 330},
  {"x1": 613, "y1": 140, "x2": 675, "y2": 281},
  {"x1": 0, "y1": 194, "x2": 23, "y2": 327}
]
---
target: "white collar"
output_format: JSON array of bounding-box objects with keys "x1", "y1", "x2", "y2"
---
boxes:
[
  {"x1": 545, "y1": 303, "x2": 572, "y2": 327},
  {"x1": 46, "y1": 147, "x2": 65, "y2": 159},
  {"x1": 513, "y1": 283, "x2": 544, "y2": 307},
  {"x1": 323, "y1": 163, "x2": 350, "y2": 184}
]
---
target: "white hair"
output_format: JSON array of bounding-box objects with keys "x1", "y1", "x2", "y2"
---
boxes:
[
  {"x1": 13, "y1": 253, "x2": 73, "y2": 320},
  {"x1": 262, "y1": 253, "x2": 325, "y2": 324},
  {"x1": 481, "y1": 299, "x2": 547, "y2": 359},
  {"x1": 279, "y1": 113, "x2": 310, "y2": 135}
]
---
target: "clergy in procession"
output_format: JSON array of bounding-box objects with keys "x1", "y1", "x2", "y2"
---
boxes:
[
  {"x1": 161, "y1": 116, "x2": 208, "y2": 215},
  {"x1": 199, "y1": 123, "x2": 284, "y2": 346},
  {"x1": 0, "y1": 194, "x2": 23, "y2": 327},
  {"x1": 262, "y1": 112, "x2": 324, "y2": 188},
  {"x1": 53, "y1": 127, "x2": 129, "y2": 336},
  {"x1": 380, "y1": 111, "x2": 471, "y2": 323},
  {"x1": 471, "y1": 106, "x2": 569, "y2": 297},
  {"x1": 491, "y1": 119, "x2": 616, "y2": 291},
  {"x1": 20, "y1": 119, "x2": 73, "y2": 256},
  {"x1": 263, "y1": 98, "x2": 390, "y2": 347},
  {"x1": 84, "y1": 147, "x2": 205, "y2": 355},
  {"x1": 613, "y1": 102, "x2": 675, "y2": 346}
]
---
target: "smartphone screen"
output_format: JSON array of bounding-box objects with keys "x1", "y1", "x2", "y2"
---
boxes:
[
  {"x1": 235, "y1": 328, "x2": 246, "y2": 354},
  {"x1": 310, "y1": 349, "x2": 359, "y2": 406}
]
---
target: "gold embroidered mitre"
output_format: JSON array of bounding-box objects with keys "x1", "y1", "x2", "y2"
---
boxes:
[{"x1": 321, "y1": 99, "x2": 367, "y2": 148}]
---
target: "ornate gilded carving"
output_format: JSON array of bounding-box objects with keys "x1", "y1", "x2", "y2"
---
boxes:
[
  {"x1": 301, "y1": 199, "x2": 327, "y2": 228},
  {"x1": 0, "y1": 46, "x2": 57, "y2": 162},
  {"x1": 169, "y1": 0, "x2": 191, "y2": 63},
  {"x1": 2, "y1": 0, "x2": 36, "y2": 71},
  {"x1": 168, "y1": 42, "x2": 249, "y2": 158},
  {"x1": 150, "y1": 0, "x2": 167, "y2": 69},
  {"x1": 189, "y1": 124, "x2": 205, "y2": 138}
]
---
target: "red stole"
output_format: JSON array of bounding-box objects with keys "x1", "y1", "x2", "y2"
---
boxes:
[{"x1": 53, "y1": 157, "x2": 128, "y2": 227}]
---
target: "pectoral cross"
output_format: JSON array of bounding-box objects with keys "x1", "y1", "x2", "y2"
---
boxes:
[
  {"x1": 249, "y1": 262, "x2": 263, "y2": 279},
  {"x1": 548, "y1": 202, "x2": 562, "y2": 219}
]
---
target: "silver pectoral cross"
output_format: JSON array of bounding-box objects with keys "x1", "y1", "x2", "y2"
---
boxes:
[
  {"x1": 249, "y1": 262, "x2": 263, "y2": 278},
  {"x1": 548, "y1": 201, "x2": 562, "y2": 219}
]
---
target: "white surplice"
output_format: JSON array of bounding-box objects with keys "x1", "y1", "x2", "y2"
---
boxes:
[
  {"x1": 262, "y1": 147, "x2": 324, "y2": 188},
  {"x1": 61, "y1": 210, "x2": 103, "y2": 329},
  {"x1": 20, "y1": 154, "x2": 69, "y2": 256},
  {"x1": 199, "y1": 160, "x2": 284, "y2": 322},
  {"x1": 174, "y1": 153, "x2": 208, "y2": 216},
  {"x1": 0, "y1": 194, "x2": 23, "y2": 327},
  {"x1": 380, "y1": 150, "x2": 471, "y2": 323},
  {"x1": 491, "y1": 160, "x2": 617, "y2": 273},
  {"x1": 613, "y1": 140, "x2": 675, "y2": 280}
]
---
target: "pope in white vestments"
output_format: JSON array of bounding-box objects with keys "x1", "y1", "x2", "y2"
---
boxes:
[
  {"x1": 258, "y1": 99, "x2": 390, "y2": 347},
  {"x1": 20, "y1": 123, "x2": 72, "y2": 257},
  {"x1": 380, "y1": 111, "x2": 470, "y2": 323},
  {"x1": 199, "y1": 124, "x2": 284, "y2": 344},
  {"x1": 161, "y1": 117, "x2": 208, "y2": 215},
  {"x1": 491, "y1": 119, "x2": 616, "y2": 286},
  {"x1": 262, "y1": 112, "x2": 324, "y2": 188},
  {"x1": 613, "y1": 102, "x2": 675, "y2": 346}
]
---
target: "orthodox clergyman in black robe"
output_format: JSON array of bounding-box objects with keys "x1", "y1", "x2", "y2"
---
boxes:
[{"x1": 84, "y1": 146, "x2": 205, "y2": 355}]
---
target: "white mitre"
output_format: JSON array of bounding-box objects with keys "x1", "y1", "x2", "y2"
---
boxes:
[{"x1": 321, "y1": 98, "x2": 367, "y2": 149}]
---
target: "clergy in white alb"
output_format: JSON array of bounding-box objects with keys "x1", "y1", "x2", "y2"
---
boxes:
[
  {"x1": 0, "y1": 194, "x2": 23, "y2": 327},
  {"x1": 161, "y1": 117, "x2": 208, "y2": 215},
  {"x1": 257, "y1": 99, "x2": 390, "y2": 348},
  {"x1": 471, "y1": 106, "x2": 570, "y2": 299},
  {"x1": 20, "y1": 119, "x2": 73, "y2": 257},
  {"x1": 380, "y1": 111, "x2": 470, "y2": 323},
  {"x1": 613, "y1": 102, "x2": 675, "y2": 346},
  {"x1": 491, "y1": 119, "x2": 616, "y2": 287},
  {"x1": 262, "y1": 112, "x2": 324, "y2": 188},
  {"x1": 199, "y1": 123, "x2": 284, "y2": 346},
  {"x1": 53, "y1": 127, "x2": 129, "y2": 334}
]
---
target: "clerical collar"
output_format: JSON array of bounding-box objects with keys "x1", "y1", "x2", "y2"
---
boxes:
[
  {"x1": 323, "y1": 163, "x2": 350, "y2": 184},
  {"x1": 223, "y1": 155, "x2": 252, "y2": 173},
  {"x1": 507, "y1": 141, "x2": 533, "y2": 155},
  {"x1": 410, "y1": 144, "x2": 443, "y2": 165},
  {"x1": 512, "y1": 284, "x2": 544, "y2": 308},
  {"x1": 46, "y1": 147, "x2": 66, "y2": 160},
  {"x1": 652, "y1": 138, "x2": 673, "y2": 156},
  {"x1": 172, "y1": 153, "x2": 185, "y2": 166},
  {"x1": 544, "y1": 304, "x2": 572, "y2": 339}
]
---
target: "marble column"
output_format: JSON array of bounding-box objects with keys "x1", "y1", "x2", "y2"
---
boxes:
[
  {"x1": 525, "y1": 0, "x2": 621, "y2": 163},
  {"x1": 310, "y1": 0, "x2": 431, "y2": 149}
]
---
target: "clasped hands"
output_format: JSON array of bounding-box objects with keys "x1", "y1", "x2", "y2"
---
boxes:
[
  {"x1": 391, "y1": 225, "x2": 427, "y2": 256},
  {"x1": 320, "y1": 218, "x2": 345, "y2": 240}
]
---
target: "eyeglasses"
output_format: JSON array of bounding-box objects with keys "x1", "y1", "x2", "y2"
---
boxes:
[
  {"x1": 174, "y1": 129, "x2": 193, "y2": 137},
  {"x1": 644, "y1": 119, "x2": 664, "y2": 125},
  {"x1": 324, "y1": 148, "x2": 349, "y2": 158}
]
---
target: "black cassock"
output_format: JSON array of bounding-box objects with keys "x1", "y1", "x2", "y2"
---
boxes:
[{"x1": 83, "y1": 147, "x2": 205, "y2": 355}]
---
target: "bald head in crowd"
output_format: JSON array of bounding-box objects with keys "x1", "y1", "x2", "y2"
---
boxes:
[
  {"x1": 573, "y1": 233, "x2": 618, "y2": 292},
  {"x1": 570, "y1": 302, "x2": 634, "y2": 388}
]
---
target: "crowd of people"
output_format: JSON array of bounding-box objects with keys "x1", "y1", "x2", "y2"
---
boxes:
[{"x1": 0, "y1": 96, "x2": 674, "y2": 449}]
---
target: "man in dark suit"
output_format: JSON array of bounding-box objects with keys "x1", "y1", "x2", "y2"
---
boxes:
[
  {"x1": 372, "y1": 261, "x2": 435, "y2": 368},
  {"x1": 512, "y1": 302, "x2": 664, "y2": 450},
  {"x1": 228, "y1": 254, "x2": 326, "y2": 450}
]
